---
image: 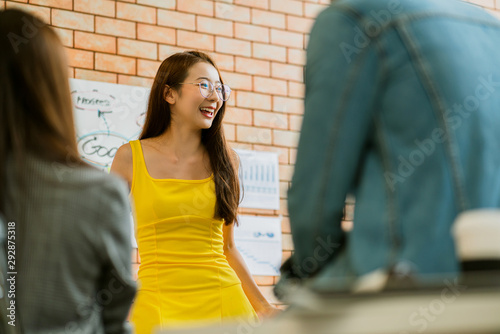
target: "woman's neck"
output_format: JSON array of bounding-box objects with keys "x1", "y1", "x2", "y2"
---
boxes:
[{"x1": 153, "y1": 124, "x2": 204, "y2": 161}]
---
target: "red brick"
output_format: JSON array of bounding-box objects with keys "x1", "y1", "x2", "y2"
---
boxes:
[
  {"x1": 273, "y1": 96, "x2": 304, "y2": 114},
  {"x1": 177, "y1": 30, "x2": 214, "y2": 51},
  {"x1": 226, "y1": 95, "x2": 236, "y2": 107},
  {"x1": 220, "y1": 71, "x2": 252, "y2": 91},
  {"x1": 52, "y1": 9, "x2": 93, "y2": 32},
  {"x1": 118, "y1": 38, "x2": 158, "y2": 60},
  {"x1": 75, "y1": 31, "x2": 116, "y2": 54},
  {"x1": 68, "y1": 67, "x2": 74, "y2": 78},
  {"x1": 254, "y1": 76, "x2": 287, "y2": 96},
  {"x1": 223, "y1": 123, "x2": 235, "y2": 141},
  {"x1": 305, "y1": 2, "x2": 328, "y2": 18},
  {"x1": 274, "y1": 129, "x2": 300, "y2": 148},
  {"x1": 95, "y1": 53, "x2": 136, "y2": 75},
  {"x1": 211, "y1": 53, "x2": 234, "y2": 71},
  {"x1": 287, "y1": 15, "x2": 314, "y2": 34},
  {"x1": 137, "y1": 59, "x2": 161, "y2": 77},
  {"x1": 216, "y1": 37, "x2": 251, "y2": 57},
  {"x1": 272, "y1": 62, "x2": 304, "y2": 82},
  {"x1": 252, "y1": 144, "x2": 289, "y2": 164},
  {"x1": 224, "y1": 107, "x2": 253, "y2": 125},
  {"x1": 279, "y1": 199, "x2": 288, "y2": 215},
  {"x1": 74, "y1": 0, "x2": 115, "y2": 16},
  {"x1": 282, "y1": 233, "x2": 294, "y2": 251},
  {"x1": 66, "y1": 48, "x2": 93, "y2": 69},
  {"x1": 270, "y1": 0, "x2": 303, "y2": 16},
  {"x1": 137, "y1": 0, "x2": 175, "y2": 9},
  {"x1": 158, "y1": 45, "x2": 186, "y2": 60},
  {"x1": 235, "y1": 23, "x2": 269, "y2": 43},
  {"x1": 280, "y1": 164, "x2": 294, "y2": 182},
  {"x1": 251, "y1": 9, "x2": 285, "y2": 29},
  {"x1": 234, "y1": 0, "x2": 268, "y2": 9},
  {"x1": 254, "y1": 110, "x2": 288, "y2": 129},
  {"x1": 158, "y1": 9, "x2": 196, "y2": 31},
  {"x1": 237, "y1": 91, "x2": 271, "y2": 110},
  {"x1": 96, "y1": 17, "x2": 136, "y2": 39},
  {"x1": 215, "y1": 3, "x2": 250, "y2": 23},
  {"x1": 252, "y1": 43, "x2": 286, "y2": 62},
  {"x1": 253, "y1": 276, "x2": 274, "y2": 285},
  {"x1": 289, "y1": 114, "x2": 303, "y2": 131},
  {"x1": 52, "y1": 27, "x2": 73, "y2": 47},
  {"x1": 30, "y1": 0, "x2": 71, "y2": 9},
  {"x1": 288, "y1": 81, "x2": 305, "y2": 98},
  {"x1": 137, "y1": 23, "x2": 176, "y2": 45},
  {"x1": 75, "y1": 69, "x2": 117, "y2": 83},
  {"x1": 118, "y1": 75, "x2": 154, "y2": 87},
  {"x1": 197, "y1": 16, "x2": 233, "y2": 38},
  {"x1": 117, "y1": 2, "x2": 156, "y2": 24},
  {"x1": 280, "y1": 180, "x2": 289, "y2": 198},
  {"x1": 236, "y1": 125, "x2": 272, "y2": 145},
  {"x1": 178, "y1": 0, "x2": 214, "y2": 16},
  {"x1": 282, "y1": 250, "x2": 292, "y2": 264},
  {"x1": 271, "y1": 29, "x2": 304, "y2": 49},
  {"x1": 235, "y1": 57, "x2": 270, "y2": 76},
  {"x1": 238, "y1": 207, "x2": 275, "y2": 216},
  {"x1": 281, "y1": 216, "x2": 291, "y2": 233},
  {"x1": 5, "y1": 2, "x2": 51, "y2": 22},
  {"x1": 288, "y1": 48, "x2": 306, "y2": 65},
  {"x1": 290, "y1": 148, "x2": 297, "y2": 164}
]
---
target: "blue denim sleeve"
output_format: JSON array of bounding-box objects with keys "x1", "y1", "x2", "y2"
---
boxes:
[{"x1": 287, "y1": 6, "x2": 382, "y2": 279}]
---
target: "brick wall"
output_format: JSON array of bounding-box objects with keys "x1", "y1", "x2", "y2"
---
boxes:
[{"x1": 2, "y1": 0, "x2": 499, "y2": 310}]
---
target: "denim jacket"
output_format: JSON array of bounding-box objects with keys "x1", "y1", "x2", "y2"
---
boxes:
[{"x1": 282, "y1": 0, "x2": 500, "y2": 290}]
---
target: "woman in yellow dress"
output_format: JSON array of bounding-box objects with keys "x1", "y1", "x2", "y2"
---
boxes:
[{"x1": 111, "y1": 51, "x2": 280, "y2": 333}]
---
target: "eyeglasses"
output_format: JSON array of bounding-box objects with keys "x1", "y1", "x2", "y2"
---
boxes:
[{"x1": 178, "y1": 79, "x2": 231, "y2": 102}]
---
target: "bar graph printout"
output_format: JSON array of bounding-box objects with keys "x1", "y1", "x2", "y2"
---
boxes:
[{"x1": 235, "y1": 149, "x2": 280, "y2": 210}]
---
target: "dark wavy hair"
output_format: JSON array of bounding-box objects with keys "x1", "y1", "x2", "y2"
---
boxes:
[{"x1": 140, "y1": 51, "x2": 240, "y2": 225}]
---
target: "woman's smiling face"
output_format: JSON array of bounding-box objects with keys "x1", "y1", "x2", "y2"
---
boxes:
[{"x1": 168, "y1": 61, "x2": 224, "y2": 130}]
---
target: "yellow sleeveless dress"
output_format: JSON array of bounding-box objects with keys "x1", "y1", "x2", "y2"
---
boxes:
[{"x1": 128, "y1": 140, "x2": 258, "y2": 333}]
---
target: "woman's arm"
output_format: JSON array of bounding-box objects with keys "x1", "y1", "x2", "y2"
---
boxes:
[
  {"x1": 110, "y1": 143, "x2": 133, "y2": 191},
  {"x1": 222, "y1": 222, "x2": 281, "y2": 320}
]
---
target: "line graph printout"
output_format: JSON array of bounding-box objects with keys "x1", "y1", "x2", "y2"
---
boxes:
[
  {"x1": 234, "y1": 215, "x2": 282, "y2": 276},
  {"x1": 70, "y1": 78, "x2": 150, "y2": 171},
  {"x1": 235, "y1": 149, "x2": 280, "y2": 210}
]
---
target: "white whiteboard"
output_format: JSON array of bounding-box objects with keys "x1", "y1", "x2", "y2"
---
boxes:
[
  {"x1": 70, "y1": 78, "x2": 150, "y2": 170},
  {"x1": 234, "y1": 215, "x2": 282, "y2": 276}
]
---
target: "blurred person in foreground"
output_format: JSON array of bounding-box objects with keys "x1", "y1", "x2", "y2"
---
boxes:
[
  {"x1": 0, "y1": 9, "x2": 136, "y2": 333},
  {"x1": 277, "y1": 0, "x2": 500, "y2": 293}
]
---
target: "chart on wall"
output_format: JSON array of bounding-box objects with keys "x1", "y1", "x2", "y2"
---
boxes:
[
  {"x1": 235, "y1": 149, "x2": 280, "y2": 210},
  {"x1": 234, "y1": 215, "x2": 282, "y2": 276},
  {"x1": 69, "y1": 78, "x2": 150, "y2": 171}
]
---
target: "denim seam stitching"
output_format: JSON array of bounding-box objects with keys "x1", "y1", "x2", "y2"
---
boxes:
[{"x1": 396, "y1": 23, "x2": 468, "y2": 212}]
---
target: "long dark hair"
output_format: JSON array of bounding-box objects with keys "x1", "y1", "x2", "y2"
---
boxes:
[
  {"x1": 0, "y1": 9, "x2": 86, "y2": 212},
  {"x1": 140, "y1": 51, "x2": 240, "y2": 225}
]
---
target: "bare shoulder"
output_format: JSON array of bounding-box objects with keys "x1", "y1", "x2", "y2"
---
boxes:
[{"x1": 110, "y1": 142, "x2": 133, "y2": 189}]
